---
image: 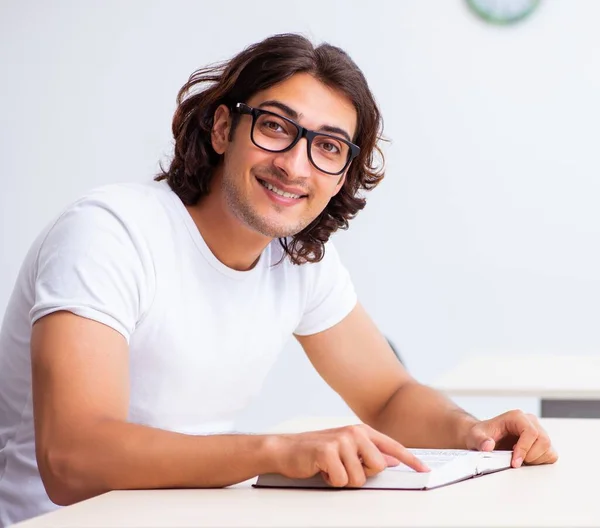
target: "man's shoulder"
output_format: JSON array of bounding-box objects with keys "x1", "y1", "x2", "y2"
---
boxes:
[
  {"x1": 57, "y1": 180, "x2": 176, "y2": 228},
  {"x1": 32, "y1": 180, "x2": 178, "y2": 255},
  {"x1": 73, "y1": 180, "x2": 170, "y2": 211}
]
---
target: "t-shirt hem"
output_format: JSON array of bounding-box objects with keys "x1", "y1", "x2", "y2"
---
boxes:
[
  {"x1": 293, "y1": 295, "x2": 357, "y2": 336},
  {"x1": 30, "y1": 305, "x2": 131, "y2": 343}
]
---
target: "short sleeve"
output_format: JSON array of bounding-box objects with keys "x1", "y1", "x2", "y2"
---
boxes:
[
  {"x1": 30, "y1": 197, "x2": 155, "y2": 343},
  {"x1": 293, "y1": 242, "x2": 357, "y2": 336}
]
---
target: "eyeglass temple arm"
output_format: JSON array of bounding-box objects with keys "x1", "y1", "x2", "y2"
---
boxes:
[{"x1": 233, "y1": 102, "x2": 252, "y2": 115}]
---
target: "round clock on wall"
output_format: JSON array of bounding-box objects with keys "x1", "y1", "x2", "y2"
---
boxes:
[{"x1": 466, "y1": 0, "x2": 541, "y2": 25}]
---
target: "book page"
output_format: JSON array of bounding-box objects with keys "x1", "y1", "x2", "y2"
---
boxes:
[{"x1": 388, "y1": 449, "x2": 473, "y2": 473}]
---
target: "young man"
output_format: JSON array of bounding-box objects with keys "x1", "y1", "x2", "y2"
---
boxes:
[{"x1": 0, "y1": 33, "x2": 556, "y2": 526}]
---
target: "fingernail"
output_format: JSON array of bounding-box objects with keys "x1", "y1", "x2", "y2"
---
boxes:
[
  {"x1": 514, "y1": 457, "x2": 523, "y2": 468},
  {"x1": 480, "y1": 439, "x2": 494, "y2": 450}
]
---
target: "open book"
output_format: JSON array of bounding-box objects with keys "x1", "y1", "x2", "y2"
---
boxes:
[{"x1": 254, "y1": 449, "x2": 512, "y2": 490}]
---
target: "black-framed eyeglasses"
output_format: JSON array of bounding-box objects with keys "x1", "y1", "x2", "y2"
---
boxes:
[{"x1": 231, "y1": 102, "x2": 360, "y2": 176}]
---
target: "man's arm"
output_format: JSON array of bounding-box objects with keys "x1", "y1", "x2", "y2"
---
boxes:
[
  {"x1": 297, "y1": 303, "x2": 478, "y2": 449},
  {"x1": 32, "y1": 311, "x2": 427, "y2": 505},
  {"x1": 31, "y1": 312, "x2": 279, "y2": 505}
]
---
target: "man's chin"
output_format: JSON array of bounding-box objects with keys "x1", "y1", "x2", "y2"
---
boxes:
[
  {"x1": 230, "y1": 199, "x2": 311, "y2": 238},
  {"x1": 249, "y1": 218, "x2": 309, "y2": 239},
  {"x1": 255, "y1": 226, "x2": 304, "y2": 239}
]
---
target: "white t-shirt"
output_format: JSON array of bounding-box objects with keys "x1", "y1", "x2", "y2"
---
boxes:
[{"x1": 0, "y1": 180, "x2": 357, "y2": 527}]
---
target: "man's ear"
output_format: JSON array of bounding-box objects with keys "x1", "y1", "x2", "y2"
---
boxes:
[{"x1": 211, "y1": 105, "x2": 231, "y2": 155}]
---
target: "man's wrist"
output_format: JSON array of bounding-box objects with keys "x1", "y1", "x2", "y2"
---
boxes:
[
  {"x1": 452, "y1": 410, "x2": 479, "y2": 448},
  {"x1": 258, "y1": 434, "x2": 289, "y2": 475}
]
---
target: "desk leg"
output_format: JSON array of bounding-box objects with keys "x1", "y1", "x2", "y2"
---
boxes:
[{"x1": 540, "y1": 400, "x2": 600, "y2": 418}]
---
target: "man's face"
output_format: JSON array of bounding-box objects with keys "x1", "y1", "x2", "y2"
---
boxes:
[{"x1": 211, "y1": 73, "x2": 358, "y2": 239}]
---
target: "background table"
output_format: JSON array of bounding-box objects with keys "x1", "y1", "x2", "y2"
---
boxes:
[{"x1": 433, "y1": 354, "x2": 600, "y2": 418}]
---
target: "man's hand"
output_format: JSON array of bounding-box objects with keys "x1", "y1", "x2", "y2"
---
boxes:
[
  {"x1": 270, "y1": 424, "x2": 430, "y2": 488},
  {"x1": 464, "y1": 410, "x2": 559, "y2": 468}
]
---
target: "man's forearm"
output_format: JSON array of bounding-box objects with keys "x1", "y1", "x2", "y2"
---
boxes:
[
  {"x1": 41, "y1": 419, "x2": 281, "y2": 506},
  {"x1": 367, "y1": 381, "x2": 479, "y2": 449}
]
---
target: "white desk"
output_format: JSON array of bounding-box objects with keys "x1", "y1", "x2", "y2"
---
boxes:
[
  {"x1": 13, "y1": 416, "x2": 600, "y2": 527},
  {"x1": 433, "y1": 354, "x2": 600, "y2": 418}
]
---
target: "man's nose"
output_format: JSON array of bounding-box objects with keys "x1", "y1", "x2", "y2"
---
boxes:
[{"x1": 273, "y1": 138, "x2": 312, "y2": 179}]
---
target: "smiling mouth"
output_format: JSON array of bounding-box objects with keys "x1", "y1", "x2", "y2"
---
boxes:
[{"x1": 257, "y1": 178, "x2": 307, "y2": 199}]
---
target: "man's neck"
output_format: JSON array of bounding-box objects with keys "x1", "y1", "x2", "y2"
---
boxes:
[{"x1": 185, "y1": 190, "x2": 271, "y2": 272}]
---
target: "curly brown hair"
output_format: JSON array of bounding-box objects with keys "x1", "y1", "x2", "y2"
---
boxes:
[{"x1": 155, "y1": 33, "x2": 385, "y2": 265}]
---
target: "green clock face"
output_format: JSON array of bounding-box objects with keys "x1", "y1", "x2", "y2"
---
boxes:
[{"x1": 466, "y1": 0, "x2": 541, "y2": 25}]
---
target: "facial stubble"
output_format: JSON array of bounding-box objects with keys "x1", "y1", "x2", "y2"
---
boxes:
[{"x1": 221, "y1": 168, "x2": 315, "y2": 239}]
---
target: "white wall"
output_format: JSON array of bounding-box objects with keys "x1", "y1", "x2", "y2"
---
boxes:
[{"x1": 2, "y1": 1, "x2": 599, "y2": 430}]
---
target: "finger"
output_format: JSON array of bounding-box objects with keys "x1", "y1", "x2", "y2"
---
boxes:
[
  {"x1": 339, "y1": 441, "x2": 367, "y2": 487},
  {"x1": 466, "y1": 425, "x2": 496, "y2": 451},
  {"x1": 507, "y1": 414, "x2": 539, "y2": 467},
  {"x1": 479, "y1": 438, "x2": 495, "y2": 451},
  {"x1": 357, "y1": 425, "x2": 429, "y2": 472},
  {"x1": 317, "y1": 447, "x2": 348, "y2": 487},
  {"x1": 356, "y1": 438, "x2": 388, "y2": 477},
  {"x1": 521, "y1": 418, "x2": 552, "y2": 464},
  {"x1": 383, "y1": 454, "x2": 401, "y2": 467},
  {"x1": 527, "y1": 446, "x2": 559, "y2": 466},
  {"x1": 366, "y1": 429, "x2": 430, "y2": 472},
  {"x1": 521, "y1": 436, "x2": 550, "y2": 464}
]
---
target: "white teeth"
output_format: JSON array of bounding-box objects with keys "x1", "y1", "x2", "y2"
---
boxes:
[{"x1": 260, "y1": 180, "x2": 302, "y2": 199}]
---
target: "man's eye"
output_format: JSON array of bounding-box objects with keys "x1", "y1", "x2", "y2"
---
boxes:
[
  {"x1": 317, "y1": 141, "x2": 341, "y2": 155},
  {"x1": 264, "y1": 120, "x2": 284, "y2": 132}
]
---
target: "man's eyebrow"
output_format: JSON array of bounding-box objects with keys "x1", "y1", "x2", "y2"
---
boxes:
[
  {"x1": 257, "y1": 100, "x2": 353, "y2": 143},
  {"x1": 258, "y1": 100, "x2": 299, "y2": 120},
  {"x1": 318, "y1": 125, "x2": 353, "y2": 143}
]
